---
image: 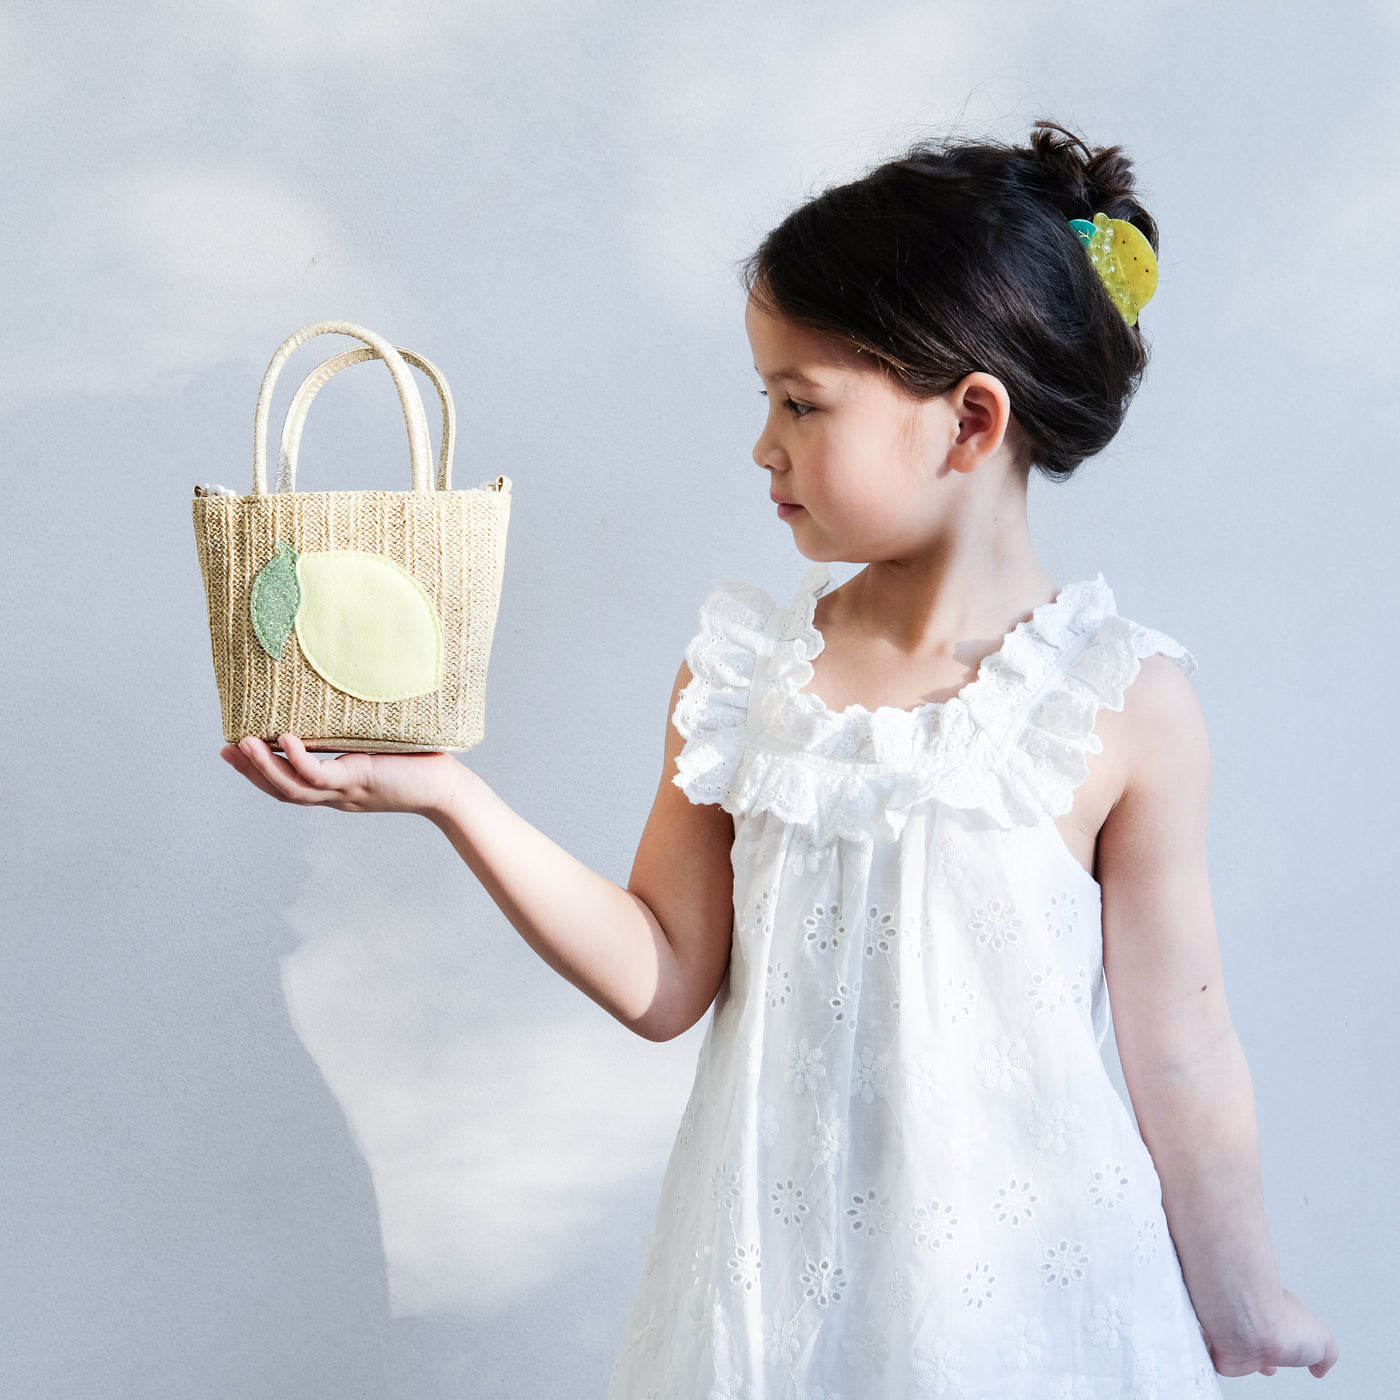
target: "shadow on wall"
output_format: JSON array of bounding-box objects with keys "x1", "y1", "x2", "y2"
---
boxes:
[
  {"x1": 0, "y1": 377, "x2": 393, "y2": 1400},
  {"x1": 385, "y1": 1169, "x2": 663, "y2": 1400}
]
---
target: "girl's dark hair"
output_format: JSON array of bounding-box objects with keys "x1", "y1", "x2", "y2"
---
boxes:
[{"x1": 744, "y1": 121, "x2": 1158, "y2": 480}]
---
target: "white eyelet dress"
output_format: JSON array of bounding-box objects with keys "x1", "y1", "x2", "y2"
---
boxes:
[{"x1": 608, "y1": 566, "x2": 1223, "y2": 1400}]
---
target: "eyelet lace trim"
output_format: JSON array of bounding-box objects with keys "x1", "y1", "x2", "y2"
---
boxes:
[{"x1": 671, "y1": 568, "x2": 1195, "y2": 840}]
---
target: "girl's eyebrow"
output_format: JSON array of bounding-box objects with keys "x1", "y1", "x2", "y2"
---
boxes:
[{"x1": 754, "y1": 365, "x2": 825, "y2": 388}]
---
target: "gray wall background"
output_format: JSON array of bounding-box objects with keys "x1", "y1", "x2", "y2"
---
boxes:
[{"x1": 2, "y1": 2, "x2": 1394, "y2": 1396}]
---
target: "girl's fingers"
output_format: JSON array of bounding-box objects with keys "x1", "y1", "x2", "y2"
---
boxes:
[
  {"x1": 222, "y1": 734, "x2": 373, "y2": 811},
  {"x1": 221, "y1": 743, "x2": 292, "y2": 803},
  {"x1": 1311, "y1": 1332, "x2": 1340, "y2": 1377},
  {"x1": 1282, "y1": 1291, "x2": 1339, "y2": 1377},
  {"x1": 276, "y1": 733, "x2": 338, "y2": 788},
  {"x1": 237, "y1": 735, "x2": 332, "y2": 804}
]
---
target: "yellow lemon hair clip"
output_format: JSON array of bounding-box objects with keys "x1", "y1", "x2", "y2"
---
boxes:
[{"x1": 1069, "y1": 213, "x2": 1158, "y2": 327}]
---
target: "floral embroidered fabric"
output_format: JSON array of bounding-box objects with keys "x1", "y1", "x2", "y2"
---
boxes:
[{"x1": 609, "y1": 568, "x2": 1221, "y2": 1399}]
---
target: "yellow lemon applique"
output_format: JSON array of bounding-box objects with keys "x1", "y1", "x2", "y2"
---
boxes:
[
  {"x1": 292, "y1": 551, "x2": 443, "y2": 702},
  {"x1": 249, "y1": 543, "x2": 443, "y2": 702}
]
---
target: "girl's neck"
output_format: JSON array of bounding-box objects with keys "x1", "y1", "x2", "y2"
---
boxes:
[{"x1": 819, "y1": 474, "x2": 1057, "y2": 657}]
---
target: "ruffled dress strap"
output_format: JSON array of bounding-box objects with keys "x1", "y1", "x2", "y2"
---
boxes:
[
  {"x1": 672, "y1": 568, "x2": 1196, "y2": 832},
  {"x1": 670, "y1": 578, "x2": 781, "y2": 806},
  {"x1": 970, "y1": 575, "x2": 1197, "y2": 818}
]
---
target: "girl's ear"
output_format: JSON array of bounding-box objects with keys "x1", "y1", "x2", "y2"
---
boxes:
[{"x1": 944, "y1": 372, "x2": 1014, "y2": 474}]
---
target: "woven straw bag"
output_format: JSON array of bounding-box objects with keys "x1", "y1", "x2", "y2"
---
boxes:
[{"x1": 192, "y1": 321, "x2": 511, "y2": 753}]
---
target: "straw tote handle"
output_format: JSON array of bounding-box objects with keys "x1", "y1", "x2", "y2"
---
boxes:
[
  {"x1": 252, "y1": 321, "x2": 432, "y2": 494},
  {"x1": 277, "y1": 346, "x2": 456, "y2": 493}
]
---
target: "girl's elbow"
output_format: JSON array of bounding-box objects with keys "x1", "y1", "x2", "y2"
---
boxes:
[
  {"x1": 628, "y1": 973, "x2": 726, "y2": 1043},
  {"x1": 632, "y1": 1012, "x2": 695, "y2": 1044},
  {"x1": 628, "y1": 1003, "x2": 701, "y2": 1043},
  {"x1": 1123, "y1": 1020, "x2": 1251, "y2": 1109}
]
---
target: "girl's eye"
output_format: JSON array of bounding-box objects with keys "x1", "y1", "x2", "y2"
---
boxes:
[{"x1": 758, "y1": 390, "x2": 811, "y2": 419}]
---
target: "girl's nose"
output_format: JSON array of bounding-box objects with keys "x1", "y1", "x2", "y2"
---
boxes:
[{"x1": 752, "y1": 413, "x2": 780, "y2": 471}]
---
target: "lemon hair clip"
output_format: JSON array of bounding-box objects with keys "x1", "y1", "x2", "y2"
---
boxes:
[{"x1": 1069, "y1": 213, "x2": 1158, "y2": 327}]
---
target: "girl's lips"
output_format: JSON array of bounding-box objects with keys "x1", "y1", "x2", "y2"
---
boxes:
[{"x1": 776, "y1": 501, "x2": 802, "y2": 520}]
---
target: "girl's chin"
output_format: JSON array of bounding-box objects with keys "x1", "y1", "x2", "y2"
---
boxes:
[{"x1": 791, "y1": 540, "x2": 854, "y2": 566}]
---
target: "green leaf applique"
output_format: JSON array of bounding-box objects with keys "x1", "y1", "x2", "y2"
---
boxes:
[{"x1": 250, "y1": 541, "x2": 302, "y2": 659}]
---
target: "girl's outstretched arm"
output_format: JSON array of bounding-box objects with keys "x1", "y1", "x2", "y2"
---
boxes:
[
  {"x1": 1098, "y1": 657, "x2": 1338, "y2": 1378},
  {"x1": 222, "y1": 661, "x2": 737, "y2": 1042}
]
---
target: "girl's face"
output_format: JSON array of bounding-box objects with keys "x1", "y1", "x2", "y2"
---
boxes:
[{"x1": 744, "y1": 299, "x2": 962, "y2": 564}]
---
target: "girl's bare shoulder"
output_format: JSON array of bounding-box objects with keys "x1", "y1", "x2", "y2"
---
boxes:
[
  {"x1": 1105, "y1": 652, "x2": 1210, "y2": 789},
  {"x1": 1060, "y1": 654, "x2": 1208, "y2": 873}
]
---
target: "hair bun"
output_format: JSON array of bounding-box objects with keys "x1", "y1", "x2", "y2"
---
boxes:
[
  {"x1": 746, "y1": 121, "x2": 1160, "y2": 481},
  {"x1": 1027, "y1": 121, "x2": 1158, "y2": 251}
]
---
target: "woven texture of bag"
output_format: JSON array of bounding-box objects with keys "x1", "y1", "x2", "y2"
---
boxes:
[{"x1": 192, "y1": 321, "x2": 511, "y2": 753}]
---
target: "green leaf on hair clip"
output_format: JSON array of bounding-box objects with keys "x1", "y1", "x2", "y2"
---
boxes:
[{"x1": 250, "y1": 541, "x2": 301, "y2": 659}]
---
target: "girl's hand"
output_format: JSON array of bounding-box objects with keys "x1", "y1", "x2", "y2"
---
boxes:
[
  {"x1": 1209, "y1": 1289, "x2": 1339, "y2": 1378},
  {"x1": 220, "y1": 733, "x2": 462, "y2": 818}
]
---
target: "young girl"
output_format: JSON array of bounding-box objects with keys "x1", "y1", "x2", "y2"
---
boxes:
[{"x1": 224, "y1": 123, "x2": 1338, "y2": 1396}]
